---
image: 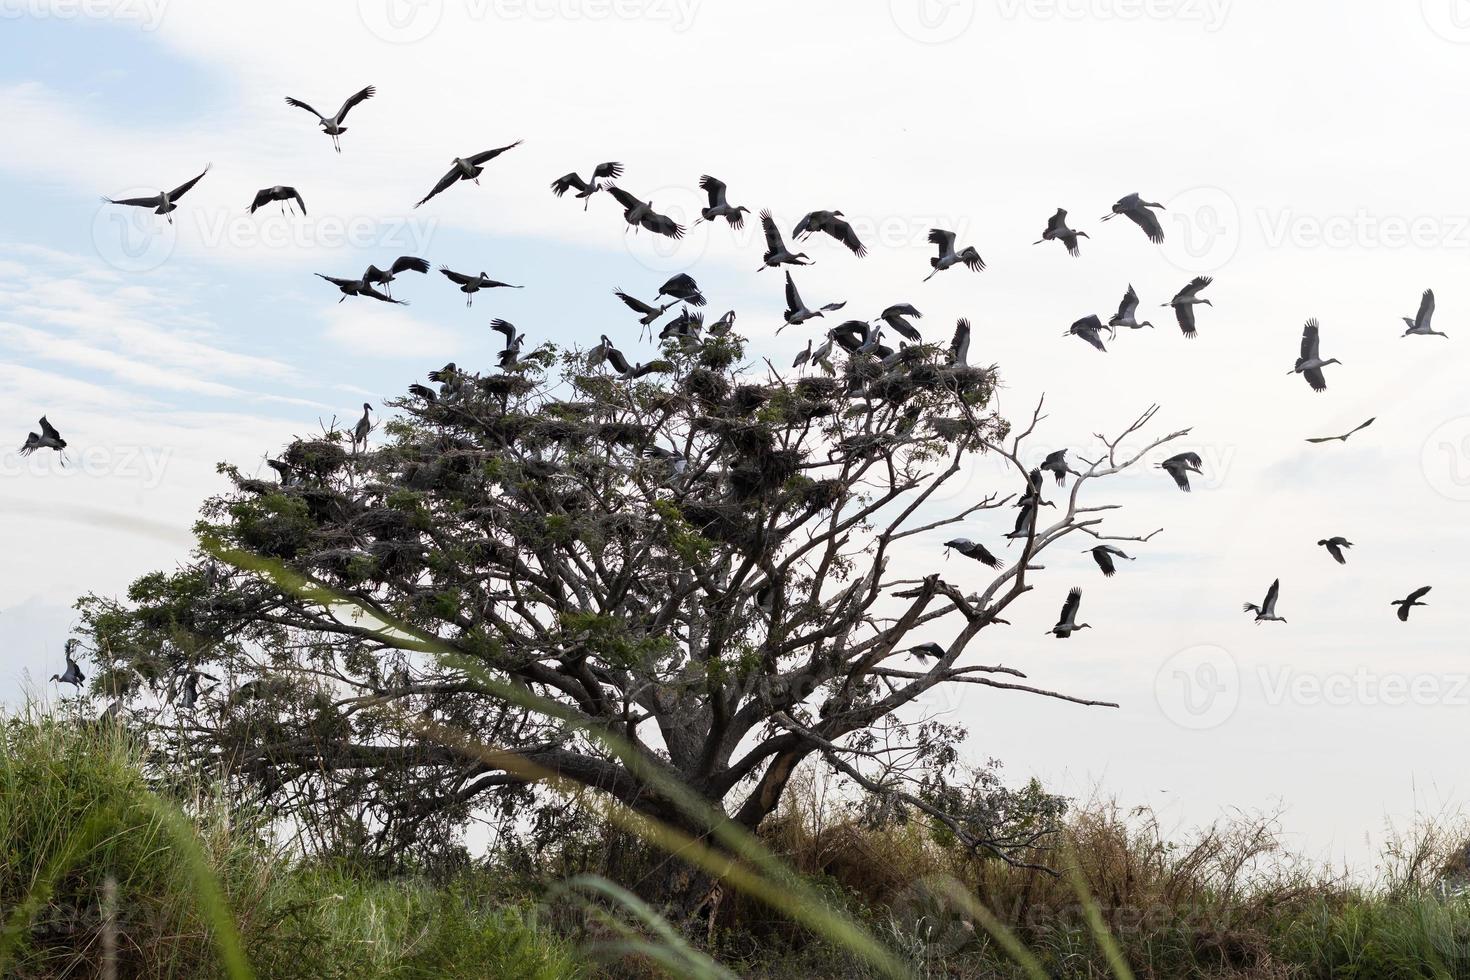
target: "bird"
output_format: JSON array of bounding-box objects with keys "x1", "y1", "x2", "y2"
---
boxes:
[
  {"x1": 440, "y1": 267, "x2": 522, "y2": 307},
  {"x1": 1034, "y1": 208, "x2": 1089, "y2": 256},
  {"x1": 1040, "y1": 450, "x2": 1074, "y2": 486},
  {"x1": 657, "y1": 273, "x2": 705, "y2": 307},
  {"x1": 1243, "y1": 579, "x2": 1286, "y2": 624},
  {"x1": 1159, "y1": 452, "x2": 1203, "y2": 492},
  {"x1": 781, "y1": 272, "x2": 846, "y2": 329},
  {"x1": 708, "y1": 310, "x2": 736, "y2": 337},
  {"x1": 755, "y1": 581, "x2": 777, "y2": 619},
  {"x1": 1086, "y1": 545, "x2": 1134, "y2": 577},
  {"x1": 1100, "y1": 192, "x2": 1166, "y2": 243},
  {"x1": 1108, "y1": 284, "x2": 1154, "y2": 331},
  {"x1": 19, "y1": 416, "x2": 66, "y2": 462},
  {"x1": 490, "y1": 319, "x2": 525, "y2": 369},
  {"x1": 614, "y1": 289, "x2": 674, "y2": 329},
  {"x1": 1047, "y1": 588, "x2": 1091, "y2": 638},
  {"x1": 1391, "y1": 586, "x2": 1431, "y2": 621},
  {"x1": 352, "y1": 403, "x2": 373, "y2": 450},
  {"x1": 949, "y1": 318, "x2": 972, "y2": 367},
  {"x1": 316, "y1": 273, "x2": 406, "y2": 304},
  {"x1": 793, "y1": 210, "x2": 867, "y2": 257},
  {"x1": 905, "y1": 642, "x2": 945, "y2": 663},
  {"x1": 697, "y1": 175, "x2": 749, "y2": 228},
  {"x1": 248, "y1": 185, "x2": 306, "y2": 216},
  {"x1": 943, "y1": 537, "x2": 1004, "y2": 569},
  {"x1": 923, "y1": 228, "x2": 985, "y2": 281},
  {"x1": 1306, "y1": 418, "x2": 1375, "y2": 444},
  {"x1": 1289, "y1": 319, "x2": 1340, "y2": 393},
  {"x1": 1065, "y1": 315, "x2": 1109, "y2": 352},
  {"x1": 266, "y1": 457, "x2": 295, "y2": 485},
  {"x1": 1317, "y1": 537, "x2": 1353, "y2": 565},
  {"x1": 642, "y1": 445, "x2": 688, "y2": 480},
  {"x1": 758, "y1": 210, "x2": 812, "y2": 270},
  {"x1": 607, "y1": 187, "x2": 685, "y2": 238},
  {"x1": 550, "y1": 161, "x2": 623, "y2": 209},
  {"x1": 1163, "y1": 277, "x2": 1214, "y2": 338},
  {"x1": 875, "y1": 304, "x2": 923, "y2": 342},
  {"x1": 593, "y1": 337, "x2": 659, "y2": 379},
  {"x1": 1401, "y1": 289, "x2": 1446, "y2": 337},
  {"x1": 283, "y1": 84, "x2": 375, "y2": 152},
  {"x1": 50, "y1": 639, "x2": 84, "y2": 688},
  {"x1": 101, "y1": 164, "x2": 211, "y2": 224},
  {"x1": 361, "y1": 256, "x2": 430, "y2": 298},
  {"x1": 658, "y1": 308, "x2": 703, "y2": 348},
  {"x1": 414, "y1": 141, "x2": 524, "y2": 208}
]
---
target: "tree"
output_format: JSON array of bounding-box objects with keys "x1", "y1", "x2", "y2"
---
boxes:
[{"x1": 78, "y1": 324, "x2": 1186, "y2": 909}]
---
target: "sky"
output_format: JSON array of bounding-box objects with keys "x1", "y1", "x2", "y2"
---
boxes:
[{"x1": 4, "y1": 0, "x2": 1470, "y2": 874}]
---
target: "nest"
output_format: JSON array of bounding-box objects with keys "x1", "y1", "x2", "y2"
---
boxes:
[
  {"x1": 794, "y1": 376, "x2": 842, "y2": 402},
  {"x1": 683, "y1": 367, "x2": 732, "y2": 408}
]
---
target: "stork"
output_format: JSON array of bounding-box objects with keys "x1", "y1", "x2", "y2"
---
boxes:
[
  {"x1": 1402, "y1": 289, "x2": 1446, "y2": 337},
  {"x1": 1160, "y1": 452, "x2": 1203, "y2": 492},
  {"x1": 440, "y1": 267, "x2": 522, "y2": 307},
  {"x1": 924, "y1": 228, "x2": 985, "y2": 281},
  {"x1": 248, "y1": 185, "x2": 306, "y2": 216},
  {"x1": 1034, "y1": 208, "x2": 1089, "y2": 256},
  {"x1": 361, "y1": 256, "x2": 430, "y2": 298},
  {"x1": 1243, "y1": 579, "x2": 1286, "y2": 623},
  {"x1": 414, "y1": 141, "x2": 524, "y2": 208},
  {"x1": 607, "y1": 187, "x2": 685, "y2": 238},
  {"x1": 781, "y1": 271, "x2": 845, "y2": 329},
  {"x1": 1392, "y1": 586, "x2": 1431, "y2": 621},
  {"x1": 758, "y1": 210, "x2": 811, "y2": 270},
  {"x1": 283, "y1": 85, "x2": 375, "y2": 152},
  {"x1": 1289, "y1": 319, "x2": 1340, "y2": 392},
  {"x1": 1109, "y1": 284, "x2": 1154, "y2": 331},
  {"x1": 550, "y1": 161, "x2": 623, "y2": 209},
  {"x1": 1047, "y1": 588, "x2": 1091, "y2": 638},
  {"x1": 101, "y1": 164, "x2": 211, "y2": 224},
  {"x1": 793, "y1": 210, "x2": 867, "y2": 256},
  {"x1": 1164, "y1": 277, "x2": 1214, "y2": 338},
  {"x1": 1317, "y1": 537, "x2": 1352, "y2": 565},
  {"x1": 1086, "y1": 545, "x2": 1134, "y2": 577},
  {"x1": 697, "y1": 175, "x2": 749, "y2": 228},
  {"x1": 1100, "y1": 192, "x2": 1166, "y2": 243}
]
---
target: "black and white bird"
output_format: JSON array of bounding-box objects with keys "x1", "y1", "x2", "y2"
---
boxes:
[
  {"x1": 607, "y1": 187, "x2": 685, "y2": 238},
  {"x1": 905, "y1": 642, "x2": 945, "y2": 663},
  {"x1": 1243, "y1": 579, "x2": 1286, "y2": 624},
  {"x1": 1086, "y1": 545, "x2": 1134, "y2": 577},
  {"x1": 283, "y1": 85, "x2": 375, "y2": 152},
  {"x1": 949, "y1": 318, "x2": 972, "y2": 367},
  {"x1": 491, "y1": 319, "x2": 525, "y2": 369},
  {"x1": 1317, "y1": 537, "x2": 1353, "y2": 565},
  {"x1": 590, "y1": 337, "x2": 659, "y2": 379},
  {"x1": 1065, "y1": 315, "x2": 1109, "y2": 352},
  {"x1": 794, "y1": 333, "x2": 837, "y2": 374},
  {"x1": 642, "y1": 444, "x2": 688, "y2": 481},
  {"x1": 876, "y1": 304, "x2": 923, "y2": 342},
  {"x1": 550, "y1": 161, "x2": 623, "y2": 209},
  {"x1": 1289, "y1": 319, "x2": 1340, "y2": 393},
  {"x1": 781, "y1": 272, "x2": 845, "y2": 329},
  {"x1": 658, "y1": 308, "x2": 703, "y2": 348},
  {"x1": 657, "y1": 273, "x2": 705, "y2": 307},
  {"x1": 316, "y1": 273, "x2": 405, "y2": 305},
  {"x1": 614, "y1": 289, "x2": 674, "y2": 330},
  {"x1": 50, "y1": 639, "x2": 84, "y2": 689},
  {"x1": 361, "y1": 256, "x2": 430, "y2": 298},
  {"x1": 1306, "y1": 418, "x2": 1375, "y2": 444},
  {"x1": 697, "y1": 175, "x2": 749, "y2": 228},
  {"x1": 793, "y1": 210, "x2": 867, "y2": 257},
  {"x1": 1108, "y1": 284, "x2": 1154, "y2": 331},
  {"x1": 352, "y1": 403, "x2": 373, "y2": 450},
  {"x1": 1392, "y1": 586, "x2": 1431, "y2": 621},
  {"x1": 1100, "y1": 192, "x2": 1166, "y2": 244},
  {"x1": 440, "y1": 267, "x2": 522, "y2": 307},
  {"x1": 1040, "y1": 450, "x2": 1075, "y2": 486},
  {"x1": 266, "y1": 457, "x2": 295, "y2": 485},
  {"x1": 924, "y1": 228, "x2": 985, "y2": 281},
  {"x1": 1047, "y1": 588, "x2": 1091, "y2": 638},
  {"x1": 101, "y1": 164, "x2": 211, "y2": 224},
  {"x1": 414, "y1": 141, "x2": 524, "y2": 208},
  {"x1": 1034, "y1": 208, "x2": 1089, "y2": 257},
  {"x1": 1401, "y1": 289, "x2": 1446, "y2": 338},
  {"x1": 1164, "y1": 277, "x2": 1214, "y2": 338},
  {"x1": 758, "y1": 210, "x2": 812, "y2": 270},
  {"x1": 19, "y1": 416, "x2": 66, "y2": 462},
  {"x1": 248, "y1": 185, "x2": 306, "y2": 216},
  {"x1": 943, "y1": 537, "x2": 1004, "y2": 569},
  {"x1": 1159, "y1": 452, "x2": 1203, "y2": 492}
]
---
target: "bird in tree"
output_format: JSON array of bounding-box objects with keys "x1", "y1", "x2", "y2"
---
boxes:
[
  {"x1": 1243, "y1": 579, "x2": 1286, "y2": 624},
  {"x1": 550, "y1": 161, "x2": 623, "y2": 209},
  {"x1": 283, "y1": 84, "x2": 375, "y2": 152},
  {"x1": 19, "y1": 416, "x2": 66, "y2": 462},
  {"x1": 1040, "y1": 450, "x2": 1074, "y2": 486},
  {"x1": 781, "y1": 272, "x2": 846, "y2": 330},
  {"x1": 491, "y1": 319, "x2": 525, "y2": 370},
  {"x1": 316, "y1": 273, "x2": 406, "y2": 305},
  {"x1": 1317, "y1": 537, "x2": 1352, "y2": 564},
  {"x1": 1289, "y1": 319, "x2": 1340, "y2": 393},
  {"x1": 1086, "y1": 545, "x2": 1134, "y2": 577},
  {"x1": 414, "y1": 141, "x2": 524, "y2": 208},
  {"x1": 1100, "y1": 192, "x2": 1166, "y2": 243},
  {"x1": 949, "y1": 318, "x2": 972, "y2": 367},
  {"x1": 1306, "y1": 418, "x2": 1374, "y2": 444},
  {"x1": 1047, "y1": 588, "x2": 1091, "y2": 638},
  {"x1": 607, "y1": 187, "x2": 685, "y2": 238},
  {"x1": 1159, "y1": 452, "x2": 1203, "y2": 492},
  {"x1": 1109, "y1": 284, "x2": 1153, "y2": 331},
  {"x1": 792, "y1": 210, "x2": 867, "y2": 257},
  {"x1": 361, "y1": 256, "x2": 430, "y2": 298},
  {"x1": 905, "y1": 643, "x2": 945, "y2": 663},
  {"x1": 1163, "y1": 277, "x2": 1214, "y2": 338},
  {"x1": 1401, "y1": 289, "x2": 1445, "y2": 337},
  {"x1": 1065, "y1": 315, "x2": 1109, "y2": 352},
  {"x1": 697, "y1": 175, "x2": 749, "y2": 228},
  {"x1": 758, "y1": 210, "x2": 812, "y2": 270},
  {"x1": 1034, "y1": 208, "x2": 1089, "y2": 256},
  {"x1": 352, "y1": 403, "x2": 373, "y2": 452},
  {"x1": 658, "y1": 308, "x2": 703, "y2": 349},
  {"x1": 101, "y1": 164, "x2": 211, "y2": 224},
  {"x1": 1392, "y1": 586, "x2": 1431, "y2": 621},
  {"x1": 943, "y1": 538, "x2": 1004, "y2": 569},
  {"x1": 249, "y1": 185, "x2": 306, "y2": 216},
  {"x1": 923, "y1": 228, "x2": 985, "y2": 281},
  {"x1": 440, "y1": 267, "x2": 522, "y2": 307},
  {"x1": 50, "y1": 639, "x2": 84, "y2": 688}
]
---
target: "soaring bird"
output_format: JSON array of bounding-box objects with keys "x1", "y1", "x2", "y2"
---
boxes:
[
  {"x1": 793, "y1": 210, "x2": 867, "y2": 257},
  {"x1": 414, "y1": 141, "x2": 524, "y2": 208},
  {"x1": 876, "y1": 303, "x2": 923, "y2": 342},
  {"x1": 697, "y1": 175, "x2": 749, "y2": 228},
  {"x1": 101, "y1": 164, "x2": 211, "y2": 224},
  {"x1": 1109, "y1": 284, "x2": 1154, "y2": 331},
  {"x1": 905, "y1": 642, "x2": 945, "y2": 663},
  {"x1": 491, "y1": 319, "x2": 525, "y2": 369},
  {"x1": 1402, "y1": 289, "x2": 1446, "y2": 337},
  {"x1": 1164, "y1": 277, "x2": 1214, "y2": 338},
  {"x1": 1040, "y1": 449, "x2": 1074, "y2": 486},
  {"x1": 440, "y1": 267, "x2": 522, "y2": 307},
  {"x1": 607, "y1": 187, "x2": 685, "y2": 238},
  {"x1": 924, "y1": 228, "x2": 985, "y2": 281},
  {"x1": 1100, "y1": 192, "x2": 1166, "y2": 243},
  {"x1": 1065, "y1": 315, "x2": 1109, "y2": 352},
  {"x1": 1159, "y1": 452, "x2": 1203, "y2": 492},
  {"x1": 1086, "y1": 545, "x2": 1134, "y2": 577},
  {"x1": 1289, "y1": 319, "x2": 1340, "y2": 393},
  {"x1": 1392, "y1": 586, "x2": 1431, "y2": 621},
  {"x1": 781, "y1": 271, "x2": 845, "y2": 329},
  {"x1": 657, "y1": 273, "x2": 705, "y2": 307},
  {"x1": 19, "y1": 416, "x2": 66, "y2": 462},
  {"x1": 1244, "y1": 579, "x2": 1286, "y2": 623},
  {"x1": 1306, "y1": 418, "x2": 1375, "y2": 444},
  {"x1": 950, "y1": 318, "x2": 972, "y2": 366},
  {"x1": 248, "y1": 185, "x2": 306, "y2": 216},
  {"x1": 614, "y1": 289, "x2": 674, "y2": 329},
  {"x1": 550, "y1": 161, "x2": 623, "y2": 209},
  {"x1": 1317, "y1": 537, "x2": 1353, "y2": 565},
  {"x1": 1047, "y1": 588, "x2": 1091, "y2": 638},
  {"x1": 758, "y1": 210, "x2": 812, "y2": 270},
  {"x1": 316, "y1": 273, "x2": 405, "y2": 304},
  {"x1": 361, "y1": 256, "x2": 430, "y2": 297},
  {"x1": 283, "y1": 84, "x2": 375, "y2": 152},
  {"x1": 352, "y1": 403, "x2": 373, "y2": 450},
  {"x1": 50, "y1": 639, "x2": 84, "y2": 688},
  {"x1": 1034, "y1": 208, "x2": 1089, "y2": 256},
  {"x1": 943, "y1": 537, "x2": 1003, "y2": 569}
]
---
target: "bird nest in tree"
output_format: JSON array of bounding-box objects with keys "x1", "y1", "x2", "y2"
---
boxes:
[{"x1": 682, "y1": 367, "x2": 731, "y2": 407}]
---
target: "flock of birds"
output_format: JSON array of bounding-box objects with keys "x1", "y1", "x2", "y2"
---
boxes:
[{"x1": 24, "y1": 81, "x2": 1447, "y2": 687}]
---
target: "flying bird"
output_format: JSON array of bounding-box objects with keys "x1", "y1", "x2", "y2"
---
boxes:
[
  {"x1": 1164, "y1": 276, "x2": 1214, "y2": 338},
  {"x1": 614, "y1": 289, "x2": 674, "y2": 329},
  {"x1": 1289, "y1": 319, "x2": 1340, "y2": 392},
  {"x1": 1306, "y1": 418, "x2": 1375, "y2": 444},
  {"x1": 101, "y1": 164, "x2": 211, "y2": 224},
  {"x1": 1086, "y1": 545, "x2": 1134, "y2": 577},
  {"x1": 1317, "y1": 537, "x2": 1352, "y2": 565},
  {"x1": 950, "y1": 318, "x2": 972, "y2": 367},
  {"x1": 550, "y1": 161, "x2": 623, "y2": 209},
  {"x1": 1034, "y1": 208, "x2": 1089, "y2": 256},
  {"x1": 905, "y1": 642, "x2": 945, "y2": 663},
  {"x1": 943, "y1": 537, "x2": 1004, "y2": 569},
  {"x1": 697, "y1": 175, "x2": 749, "y2": 228},
  {"x1": 1392, "y1": 586, "x2": 1431, "y2": 621},
  {"x1": 1065, "y1": 315, "x2": 1109, "y2": 352},
  {"x1": 924, "y1": 228, "x2": 985, "y2": 281},
  {"x1": 19, "y1": 416, "x2": 66, "y2": 463},
  {"x1": 316, "y1": 273, "x2": 405, "y2": 304},
  {"x1": 491, "y1": 319, "x2": 525, "y2": 369},
  {"x1": 50, "y1": 639, "x2": 84, "y2": 688},
  {"x1": 781, "y1": 271, "x2": 845, "y2": 329},
  {"x1": 361, "y1": 256, "x2": 430, "y2": 297},
  {"x1": 876, "y1": 304, "x2": 923, "y2": 342},
  {"x1": 607, "y1": 187, "x2": 685, "y2": 238},
  {"x1": 1401, "y1": 289, "x2": 1446, "y2": 337},
  {"x1": 1109, "y1": 284, "x2": 1153, "y2": 331},
  {"x1": 1243, "y1": 579, "x2": 1286, "y2": 623},
  {"x1": 283, "y1": 84, "x2": 375, "y2": 152},
  {"x1": 758, "y1": 210, "x2": 812, "y2": 270},
  {"x1": 440, "y1": 267, "x2": 522, "y2": 307},
  {"x1": 1040, "y1": 449, "x2": 1074, "y2": 486},
  {"x1": 793, "y1": 210, "x2": 867, "y2": 257},
  {"x1": 248, "y1": 185, "x2": 306, "y2": 216},
  {"x1": 1047, "y1": 588, "x2": 1091, "y2": 638},
  {"x1": 414, "y1": 141, "x2": 524, "y2": 208},
  {"x1": 657, "y1": 273, "x2": 705, "y2": 307},
  {"x1": 1100, "y1": 192, "x2": 1166, "y2": 243},
  {"x1": 1159, "y1": 452, "x2": 1203, "y2": 492}
]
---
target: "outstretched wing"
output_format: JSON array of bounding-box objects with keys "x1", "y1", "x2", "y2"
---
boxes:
[
  {"x1": 1300, "y1": 318, "x2": 1320, "y2": 361},
  {"x1": 551, "y1": 172, "x2": 590, "y2": 197},
  {"x1": 287, "y1": 187, "x2": 307, "y2": 214},
  {"x1": 1175, "y1": 303, "x2": 1197, "y2": 339},
  {"x1": 1418, "y1": 288, "x2": 1435, "y2": 328},
  {"x1": 606, "y1": 186, "x2": 643, "y2": 211},
  {"x1": 283, "y1": 96, "x2": 325, "y2": 121},
  {"x1": 1116, "y1": 284, "x2": 1139, "y2": 320},
  {"x1": 439, "y1": 267, "x2": 475, "y2": 286},
  {"x1": 1406, "y1": 585, "x2": 1432, "y2": 603},
  {"x1": 248, "y1": 187, "x2": 273, "y2": 213},
  {"x1": 414, "y1": 167, "x2": 460, "y2": 208},
  {"x1": 641, "y1": 210, "x2": 684, "y2": 239},
  {"x1": 466, "y1": 140, "x2": 523, "y2": 166},
  {"x1": 39, "y1": 416, "x2": 61, "y2": 440},
  {"x1": 166, "y1": 164, "x2": 211, "y2": 200},
  {"x1": 927, "y1": 227, "x2": 957, "y2": 254},
  {"x1": 1060, "y1": 588, "x2": 1081, "y2": 624},
  {"x1": 390, "y1": 255, "x2": 428, "y2": 275},
  {"x1": 104, "y1": 194, "x2": 163, "y2": 208},
  {"x1": 591, "y1": 161, "x2": 623, "y2": 180},
  {"x1": 1125, "y1": 206, "x2": 1165, "y2": 243},
  {"x1": 827, "y1": 215, "x2": 867, "y2": 257},
  {"x1": 334, "y1": 84, "x2": 376, "y2": 122},
  {"x1": 614, "y1": 289, "x2": 657, "y2": 316},
  {"x1": 760, "y1": 210, "x2": 783, "y2": 253},
  {"x1": 784, "y1": 271, "x2": 801, "y2": 313},
  {"x1": 699, "y1": 174, "x2": 728, "y2": 207},
  {"x1": 489, "y1": 319, "x2": 516, "y2": 345}
]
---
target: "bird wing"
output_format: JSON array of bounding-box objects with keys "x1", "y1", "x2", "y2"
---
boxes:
[
  {"x1": 316, "y1": 273, "x2": 357, "y2": 288},
  {"x1": 1325, "y1": 541, "x2": 1345, "y2": 564},
  {"x1": 1117, "y1": 284, "x2": 1139, "y2": 320},
  {"x1": 39, "y1": 416, "x2": 61, "y2": 440},
  {"x1": 641, "y1": 210, "x2": 685, "y2": 239},
  {"x1": 1407, "y1": 585, "x2": 1432, "y2": 603},
  {"x1": 489, "y1": 319, "x2": 516, "y2": 346},
  {"x1": 167, "y1": 164, "x2": 211, "y2": 200},
  {"x1": 1179, "y1": 276, "x2": 1212, "y2": 299},
  {"x1": 1126, "y1": 206, "x2": 1165, "y2": 243},
  {"x1": 829, "y1": 216, "x2": 867, "y2": 256},
  {"x1": 960, "y1": 248, "x2": 986, "y2": 272},
  {"x1": 605, "y1": 347, "x2": 632, "y2": 374},
  {"x1": 607, "y1": 186, "x2": 643, "y2": 211},
  {"x1": 1092, "y1": 548, "x2": 1115, "y2": 576},
  {"x1": 791, "y1": 211, "x2": 817, "y2": 239},
  {"x1": 950, "y1": 318, "x2": 970, "y2": 362},
  {"x1": 1397, "y1": 601, "x2": 1412, "y2": 621},
  {"x1": 466, "y1": 140, "x2": 523, "y2": 165},
  {"x1": 1300, "y1": 319, "x2": 1320, "y2": 361},
  {"x1": 760, "y1": 210, "x2": 783, "y2": 253},
  {"x1": 1175, "y1": 303, "x2": 1197, "y2": 338},
  {"x1": 415, "y1": 167, "x2": 461, "y2": 208},
  {"x1": 614, "y1": 290, "x2": 657, "y2": 316},
  {"x1": 1348, "y1": 417, "x2": 1375, "y2": 437},
  {"x1": 1418, "y1": 288, "x2": 1435, "y2": 328},
  {"x1": 361, "y1": 283, "x2": 406, "y2": 304},
  {"x1": 927, "y1": 228, "x2": 956, "y2": 254},
  {"x1": 1164, "y1": 461, "x2": 1191, "y2": 492},
  {"x1": 288, "y1": 187, "x2": 307, "y2": 214},
  {"x1": 784, "y1": 271, "x2": 801, "y2": 313},
  {"x1": 440, "y1": 267, "x2": 475, "y2": 285},
  {"x1": 1060, "y1": 588, "x2": 1081, "y2": 624},
  {"x1": 334, "y1": 84, "x2": 376, "y2": 122},
  {"x1": 248, "y1": 187, "x2": 273, "y2": 213},
  {"x1": 1303, "y1": 366, "x2": 1326, "y2": 393},
  {"x1": 1262, "y1": 579, "x2": 1280, "y2": 614},
  {"x1": 592, "y1": 161, "x2": 623, "y2": 180},
  {"x1": 283, "y1": 96, "x2": 325, "y2": 121},
  {"x1": 699, "y1": 174, "x2": 728, "y2": 206},
  {"x1": 390, "y1": 256, "x2": 429, "y2": 275},
  {"x1": 105, "y1": 194, "x2": 163, "y2": 207},
  {"x1": 551, "y1": 172, "x2": 589, "y2": 196}
]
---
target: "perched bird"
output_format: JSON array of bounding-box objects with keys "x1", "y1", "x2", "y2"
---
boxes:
[
  {"x1": 361, "y1": 256, "x2": 430, "y2": 298},
  {"x1": 657, "y1": 273, "x2": 706, "y2": 307},
  {"x1": 440, "y1": 267, "x2": 522, "y2": 307},
  {"x1": 1047, "y1": 588, "x2": 1091, "y2": 638},
  {"x1": 550, "y1": 161, "x2": 623, "y2": 209},
  {"x1": 607, "y1": 187, "x2": 685, "y2": 238},
  {"x1": 755, "y1": 580, "x2": 777, "y2": 619},
  {"x1": 658, "y1": 308, "x2": 703, "y2": 347},
  {"x1": 905, "y1": 642, "x2": 945, "y2": 663},
  {"x1": 50, "y1": 639, "x2": 84, "y2": 688},
  {"x1": 414, "y1": 141, "x2": 524, "y2": 208},
  {"x1": 943, "y1": 537, "x2": 1003, "y2": 569},
  {"x1": 876, "y1": 304, "x2": 923, "y2": 342},
  {"x1": 697, "y1": 175, "x2": 749, "y2": 228},
  {"x1": 266, "y1": 457, "x2": 294, "y2": 485},
  {"x1": 1317, "y1": 537, "x2": 1353, "y2": 565},
  {"x1": 1243, "y1": 579, "x2": 1286, "y2": 624},
  {"x1": 1040, "y1": 449, "x2": 1074, "y2": 486},
  {"x1": 1392, "y1": 586, "x2": 1431, "y2": 621},
  {"x1": 1100, "y1": 192, "x2": 1166, "y2": 243},
  {"x1": 642, "y1": 445, "x2": 688, "y2": 480},
  {"x1": 614, "y1": 289, "x2": 674, "y2": 329},
  {"x1": 949, "y1": 318, "x2": 972, "y2": 366},
  {"x1": 248, "y1": 185, "x2": 306, "y2": 216},
  {"x1": 1065, "y1": 315, "x2": 1109, "y2": 352},
  {"x1": 1159, "y1": 452, "x2": 1203, "y2": 492},
  {"x1": 316, "y1": 273, "x2": 405, "y2": 304},
  {"x1": 101, "y1": 164, "x2": 211, "y2": 224},
  {"x1": 758, "y1": 210, "x2": 812, "y2": 270},
  {"x1": 1401, "y1": 289, "x2": 1446, "y2": 338},
  {"x1": 1034, "y1": 208, "x2": 1089, "y2": 256},
  {"x1": 781, "y1": 271, "x2": 845, "y2": 329},
  {"x1": 924, "y1": 228, "x2": 985, "y2": 281},
  {"x1": 352, "y1": 403, "x2": 373, "y2": 450},
  {"x1": 793, "y1": 210, "x2": 867, "y2": 257},
  {"x1": 1289, "y1": 319, "x2": 1340, "y2": 393},
  {"x1": 1108, "y1": 284, "x2": 1153, "y2": 331},
  {"x1": 1164, "y1": 277, "x2": 1214, "y2": 338},
  {"x1": 1086, "y1": 545, "x2": 1134, "y2": 577},
  {"x1": 593, "y1": 337, "x2": 659, "y2": 379},
  {"x1": 19, "y1": 416, "x2": 66, "y2": 462},
  {"x1": 490, "y1": 319, "x2": 525, "y2": 369},
  {"x1": 708, "y1": 310, "x2": 736, "y2": 336},
  {"x1": 283, "y1": 84, "x2": 375, "y2": 152},
  {"x1": 1306, "y1": 418, "x2": 1375, "y2": 444}
]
